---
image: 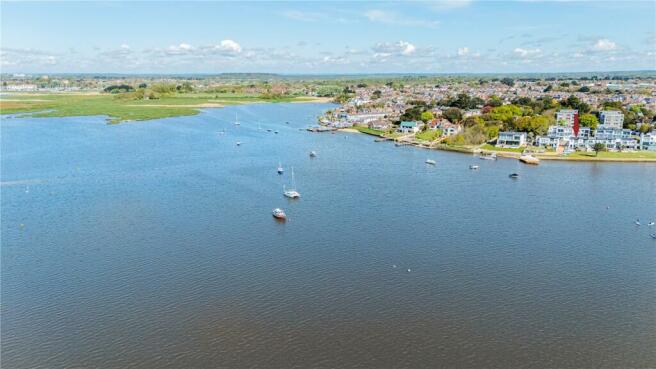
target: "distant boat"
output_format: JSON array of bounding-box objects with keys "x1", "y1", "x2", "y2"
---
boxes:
[
  {"x1": 425, "y1": 159, "x2": 436, "y2": 165},
  {"x1": 285, "y1": 121, "x2": 290, "y2": 124},
  {"x1": 277, "y1": 162, "x2": 284, "y2": 174},
  {"x1": 469, "y1": 164, "x2": 479, "y2": 170},
  {"x1": 218, "y1": 129, "x2": 225, "y2": 135},
  {"x1": 509, "y1": 173, "x2": 519, "y2": 179},
  {"x1": 236, "y1": 141, "x2": 241, "y2": 146},
  {"x1": 650, "y1": 233, "x2": 656, "y2": 239},
  {"x1": 274, "y1": 130, "x2": 279, "y2": 134},
  {"x1": 480, "y1": 152, "x2": 497, "y2": 160},
  {"x1": 649, "y1": 221, "x2": 655, "y2": 226},
  {"x1": 519, "y1": 154, "x2": 540, "y2": 165},
  {"x1": 635, "y1": 219, "x2": 641, "y2": 226},
  {"x1": 272, "y1": 208, "x2": 287, "y2": 220},
  {"x1": 267, "y1": 128, "x2": 272, "y2": 132},
  {"x1": 309, "y1": 151, "x2": 317, "y2": 158},
  {"x1": 234, "y1": 113, "x2": 240, "y2": 126},
  {"x1": 283, "y1": 167, "x2": 301, "y2": 199}
]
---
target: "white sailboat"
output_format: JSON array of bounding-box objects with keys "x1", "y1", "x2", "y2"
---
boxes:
[
  {"x1": 277, "y1": 162, "x2": 284, "y2": 174},
  {"x1": 234, "y1": 113, "x2": 240, "y2": 126},
  {"x1": 283, "y1": 167, "x2": 300, "y2": 198}
]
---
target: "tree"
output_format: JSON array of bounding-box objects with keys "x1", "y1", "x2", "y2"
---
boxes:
[
  {"x1": 593, "y1": 143, "x2": 606, "y2": 156},
  {"x1": 489, "y1": 104, "x2": 523, "y2": 123},
  {"x1": 420, "y1": 111, "x2": 434, "y2": 123},
  {"x1": 443, "y1": 107, "x2": 463, "y2": 123},
  {"x1": 579, "y1": 113, "x2": 599, "y2": 129},
  {"x1": 543, "y1": 85, "x2": 553, "y2": 92},
  {"x1": 578, "y1": 86, "x2": 590, "y2": 93},
  {"x1": 500, "y1": 77, "x2": 515, "y2": 87},
  {"x1": 486, "y1": 95, "x2": 503, "y2": 107},
  {"x1": 400, "y1": 106, "x2": 424, "y2": 122}
]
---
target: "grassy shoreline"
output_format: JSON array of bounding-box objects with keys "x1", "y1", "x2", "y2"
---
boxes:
[
  {"x1": 342, "y1": 128, "x2": 656, "y2": 163},
  {"x1": 0, "y1": 92, "x2": 330, "y2": 123}
]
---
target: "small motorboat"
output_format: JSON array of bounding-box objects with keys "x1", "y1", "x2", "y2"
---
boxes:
[
  {"x1": 650, "y1": 233, "x2": 656, "y2": 239},
  {"x1": 272, "y1": 208, "x2": 287, "y2": 220},
  {"x1": 267, "y1": 129, "x2": 272, "y2": 132},
  {"x1": 274, "y1": 130, "x2": 279, "y2": 134},
  {"x1": 236, "y1": 141, "x2": 241, "y2": 146},
  {"x1": 480, "y1": 153, "x2": 497, "y2": 161},
  {"x1": 509, "y1": 173, "x2": 519, "y2": 179},
  {"x1": 425, "y1": 159, "x2": 436, "y2": 165},
  {"x1": 519, "y1": 154, "x2": 540, "y2": 165},
  {"x1": 277, "y1": 162, "x2": 284, "y2": 174},
  {"x1": 469, "y1": 165, "x2": 479, "y2": 170},
  {"x1": 309, "y1": 151, "x2": 317, "y2": 158},
  {"x1": 635, "y1": 219, "x2": 641, "y2": 226},
  {"x1": 648, "y1": 221, "x2": 655, "y2": 226}
]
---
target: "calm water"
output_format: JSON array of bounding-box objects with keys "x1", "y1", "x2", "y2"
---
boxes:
[{"x1": 2, "y1": 103, "x2": 655, "y2": 369}]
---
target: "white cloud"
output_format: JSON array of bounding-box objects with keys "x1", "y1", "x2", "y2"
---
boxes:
[
  {"x1": 213, "y1": 40, "x2": 242, "y2": 54},
  {"x1": 593, "y1": 38, "x2": 617, "y2": 51},
  {"x1": 457, "y1": 47, "x2": 469, "y2": 56},
  {"x1": 513, "y1": 47, "x2": 541, "y2": 57},
  {"x1": 364, "y1": 9, "x2": 439, "y2": 28},
  {"x1": 45, "y1": 56, "x2": 57, "y2": 65},
  {"x1": 372, "y1": 40, "x2": 416, "y2": 56}
]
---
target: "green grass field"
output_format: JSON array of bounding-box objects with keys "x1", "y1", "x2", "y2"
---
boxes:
[
  {"x1": 566, "y1": 150, "x2": 656, "y2": 160},
  {"x1": 480, "y1": 144, "x2": 526, "y2": 153},
  {"x1": 0, "y1": 92, "x2": 321, "y2": 123},
  {"x1": 415, "y1": 130, "x2": 441, "y2": 141},
  {"x1": 352, "y1": 125, "x2": 385, "y2": 136}
]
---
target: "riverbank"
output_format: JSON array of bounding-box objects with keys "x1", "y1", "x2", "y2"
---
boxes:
[
  {"x1": 0, "y1": 92, "x2": 329, "y2": 123},
  {"x1": 340, "y1": 128, "x2": 656, "y2": 162}
]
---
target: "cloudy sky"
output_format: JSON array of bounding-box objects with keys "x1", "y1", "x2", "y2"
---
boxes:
[{"x1": 1, "y1": 1, "x2": 655, "y2": 74}]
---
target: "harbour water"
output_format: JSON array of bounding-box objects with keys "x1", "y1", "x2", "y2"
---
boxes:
[{"x1": 2, "y1": 103, "x2": 655, "y2": 368}]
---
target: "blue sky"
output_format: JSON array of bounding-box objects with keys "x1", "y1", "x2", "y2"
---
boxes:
[{"x1": 1, "y1": 1, "x2": 655, "y2": 73}]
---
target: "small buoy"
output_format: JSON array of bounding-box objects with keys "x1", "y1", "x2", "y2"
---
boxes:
[{"x1": 407, "y1": 269, "x2": 411, "y2": 273}]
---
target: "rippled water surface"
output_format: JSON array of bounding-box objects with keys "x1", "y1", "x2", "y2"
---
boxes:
[{"x1": 2, "y1": 103, "x2": 656, "y2": 368}]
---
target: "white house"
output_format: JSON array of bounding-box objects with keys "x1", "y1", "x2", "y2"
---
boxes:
[
  {"x1": 556, "y1": 109, "x2": 578, "y2": 126},
  {"x1": 598, "y1": 110, "x2": 624, "y2": 129},
  {"x1": 640, "y1": 132, "x2": 656, "y2": 151},
  {"x1": 397, "y1": 121, "x2": 421, "y2": 134},
  {"x1": 497, "y1": 131, "x2": 527, "y2": 148}
]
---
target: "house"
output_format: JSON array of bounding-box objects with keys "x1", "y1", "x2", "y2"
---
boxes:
[
  {"x1": 640, "y1": 132, "x2": 656, "y2": 151},
  {"x1": 368, "y1": 119, "x2": 390, "y2": 131},
  {"x1": 598, "y1": 110, "x2": 624, "y2": 129},
  {"x1": 398, "y1": 121, "x2": 421, "y2": 134},
  {"x1": 441, "y1": 122, "x2": 463, "y2": 136},
  {"x1": 496, "y1": 131, "x2": 527, "y2": 148},
  {"x1": 556, "y1": 109, "x2": 578, "y2": 126}
]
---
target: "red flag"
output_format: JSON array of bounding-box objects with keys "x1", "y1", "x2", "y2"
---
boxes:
[{"x1": 573, "y1": 112, "x2": 580, "y2": 137}]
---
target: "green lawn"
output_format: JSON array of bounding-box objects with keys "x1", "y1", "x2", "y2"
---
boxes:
[
  {"x1": 415, "y1": 130, "x2": 441, "y2": 141},
  {"x1": 566, "y1": 151, "x2": 656, "y2": 159},
  {"x1": 480, "y1": 144, "x2": 526, "y2": 153},
  {"x1": 0, "y1": 92, "x2": 320, "y2": 123},
  {"x1": 352, "y1": 125, "x2": 385, "y2": 136}
]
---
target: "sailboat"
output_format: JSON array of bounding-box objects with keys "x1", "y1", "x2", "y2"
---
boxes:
[
  {"x1": 277, "y1": 162, "x2": 284, "y2": 174},
  {"x1": 234, "y1": 113, "x2": 240, "y2": 126},
  {"x1": 283, "y1": 167, "x2": 301, "y2": 198}
]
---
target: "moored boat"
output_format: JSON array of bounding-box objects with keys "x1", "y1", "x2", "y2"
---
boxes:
[
  {"x1": 425, "y1": 159, "x2": 436, "y2": 165},
  {"x1": 309, "y1": 151, "x2": 317, "y2": 157},
  {"x1": 519, "y1": 154, "x2": 540, "y2": 165},
  {"x1": 469, "y1": 164, "x2": 479, "y2": 170},
  {"x1": 272, "y1": 208, "x2": 287, "y2": 220},
  {"x1": 509, "y1": 173, "x2": 519, "y2": 179}
]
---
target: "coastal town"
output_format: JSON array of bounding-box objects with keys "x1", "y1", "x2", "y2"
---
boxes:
[
  {"x1": 2, "y1": 72, "x2": 656, "y2": 160},
  {"x1": 317, "y1": 76, "x2": 656, "y2": 160}
]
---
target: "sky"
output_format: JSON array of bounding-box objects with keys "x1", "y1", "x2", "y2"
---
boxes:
[{"x1": 1, "y1": 0, "x2": 655, "y2": 74}]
